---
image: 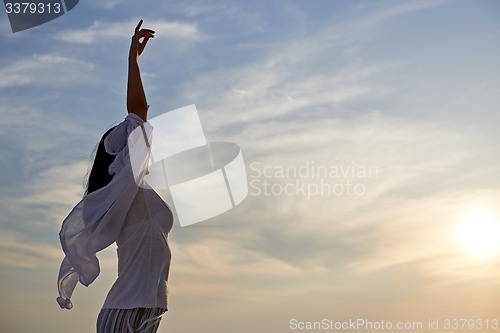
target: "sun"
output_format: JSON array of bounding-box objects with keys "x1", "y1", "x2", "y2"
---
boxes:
[{"x1": 456, "y1": 211, "x2": 500, "y2": 257}]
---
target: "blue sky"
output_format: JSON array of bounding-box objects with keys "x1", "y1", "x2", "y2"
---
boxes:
[{"x1": 1, "y1": 1, "x2": 500, "y2": 332}]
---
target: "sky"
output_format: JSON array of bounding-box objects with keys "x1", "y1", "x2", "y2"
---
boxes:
[{"x1": 1, "y1": 0, "x2": 500, "y2": 332}]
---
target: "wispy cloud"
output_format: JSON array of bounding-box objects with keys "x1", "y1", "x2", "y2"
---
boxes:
[
  {"x1": 354, "y1": 0, "x2": 449, "y2": 27},
  {"x1": 56, "y1": 19, "x2": 203, "y2": 44},
  {"x1": 180, "y1": 57, "x2": 387, "y2": 134},
  {"x1": 1, "y1": 1, "x2": 499, "y2": 331},
  {"x1": 18, "y1": 161, "x2": 90, "y2": 225},
  {"x1": 163, "y1": 0, "x2": 497, "y2": 296},
  {"x1": 167, "y1": 238, "x2": 308, "y2": 299},
  {"x1": 177, "y1": 0, "x2": 449, "y2": 132},
  {"x1": 0, "y1": 231, "x2": 62, "y2": 268},
  {"x1": 0, "y1": 54, "x2": 95, "y2": 89},
  {"x1": 0, "y1": 103, "x2": 91, "y2": 168},
  {"x1": 86, "y1": 0, "x2": 121, "y2": 10}
]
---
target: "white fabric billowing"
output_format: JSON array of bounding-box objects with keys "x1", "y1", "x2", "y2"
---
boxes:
[{"x1": 57, "y1": 113, "x2": 173, "y2": 310}]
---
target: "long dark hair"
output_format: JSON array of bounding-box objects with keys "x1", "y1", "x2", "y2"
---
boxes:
[{"x1": 85, "y1": 126, "x2": 117, "y2": 195}]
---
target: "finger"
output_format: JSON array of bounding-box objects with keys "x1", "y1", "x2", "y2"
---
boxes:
[
  {"x1": 141, "y1": 36, "x2": 151, "y2": 50},
  {"x1": 136, "y1": 29, "x2": 155, "y2": 36},
  {"x1": 135, "y1": 19, "x2": 143, "y2": 34},
  {"x1": 138, "y1": 35, "x2": 153, "y2": 54},
  {"x1": 135, "y1": 30, "x2": 155, "y2": 40}
]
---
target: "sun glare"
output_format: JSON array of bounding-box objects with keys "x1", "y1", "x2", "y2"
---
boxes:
[{"x1": 457, "y1": 212, "x2": 500, "y2": 258}]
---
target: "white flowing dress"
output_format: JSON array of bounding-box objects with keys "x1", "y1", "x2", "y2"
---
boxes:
[{"x1": 57, "y1": 113, "x2": 174, "y2": 311}]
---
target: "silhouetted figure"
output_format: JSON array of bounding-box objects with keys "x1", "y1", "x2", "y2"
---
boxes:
[{"x1": 56, "y1": 20, "x2": 173, "y2": 333}]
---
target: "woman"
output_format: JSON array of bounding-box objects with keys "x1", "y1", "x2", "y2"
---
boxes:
[{"x1": 56, "y1": 20, "x2": 173, "y2": 333}]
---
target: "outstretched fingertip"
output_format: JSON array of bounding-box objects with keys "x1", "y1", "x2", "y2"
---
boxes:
[{"x1": 135, "y1": 19, "x2": 143, "y2": 33}]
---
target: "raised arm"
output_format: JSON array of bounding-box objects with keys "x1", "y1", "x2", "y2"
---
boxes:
[{"x1": 127, "y1": 19, "x2": 155, "y2": 122}]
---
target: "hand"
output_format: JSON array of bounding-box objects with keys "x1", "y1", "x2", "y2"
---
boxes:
[{"x1": 129, "y1": 19, "x2": 155, "y2": 61}]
